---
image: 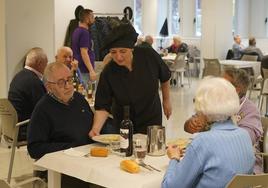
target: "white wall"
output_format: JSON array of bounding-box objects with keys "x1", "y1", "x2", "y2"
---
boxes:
[
  {"x1": 0, "y1": 0, "x2": 7, "y2": 97},
  {"x1": 180, "y1": 0, "x2": 195, "y2": 37},
  {"x1": 54, "y1": 0, "x2": 133, "y2": 52},
  {"x1": 235, "y1": 0, "x2": 249, "y2": 37},
  {"x1": 249, "y1": 0, "x2": 267, "y2": 37},
  {"x1": 201, "y1": 0, "x2": 233, "y2": 59},
  {"x1": 6, "y1": 0, "x2": 55, "y2": 86},
  {"x1": 141, "y1": 0, "x2": 158, "y2": 36}
]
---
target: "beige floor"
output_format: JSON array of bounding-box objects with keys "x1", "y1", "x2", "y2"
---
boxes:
[{"x1": 0, "y1": 77, "x2": 262, "y2": 187}]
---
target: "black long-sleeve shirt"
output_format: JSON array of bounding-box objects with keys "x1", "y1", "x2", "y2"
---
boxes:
[
  {"x1": 95, "y1": 47, "x2": 171, "y2": 134},
  {"x1": 27, "y1": 92, "x2": 93, "y2": 159},
  {"x1": 8, "y1": 68, "x2": 46, "y2": 140}
]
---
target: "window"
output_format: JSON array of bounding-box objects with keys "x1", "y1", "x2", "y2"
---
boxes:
[
  {"x1": 134, "y1": 0, "x2": 142, "y2": 34},
  {"x1": 169, "y1": 0, "x2": 180, "y2": 35},
  {"x1": 195, "y1": 0, "x2": 201, "y2": 36}
]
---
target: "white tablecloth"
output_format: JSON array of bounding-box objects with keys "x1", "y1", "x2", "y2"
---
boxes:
[
  {"x1": 162, "y1": 54, "x2": 177, "y2": 61},
  {"x1": 219, "y1": 60, "x2": 261, "y2": 77},
  {"x1": 35, "y1": 144, "x2": 169, "y2": 188}
]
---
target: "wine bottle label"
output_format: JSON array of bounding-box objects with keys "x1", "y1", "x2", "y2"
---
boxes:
[{"x1": 120, "y1": 128, "x2": 129, "y2": 149}]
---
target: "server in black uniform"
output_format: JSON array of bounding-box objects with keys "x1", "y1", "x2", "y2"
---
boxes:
[{"x1": 89, "y1": 23, "x2": 172, "y2": 136}]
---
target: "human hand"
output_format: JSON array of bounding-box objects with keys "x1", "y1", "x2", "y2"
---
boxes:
[
  {"x1": 166, "y1": 145, "x2": 181, "y2": 160},
  {"x1": 184, "y1": 113, "x2": 208, "y2": 134},
  {"x1": 89, "y1": 129, "x2": 100, "y2": 138},
  {"x1": 163, "y1": 99, "x2": 172, "y2": 120},
  {"x1": 71, "y1": 59, "x2": 78, "y2": 70},
  {"x1": 89, "y1": 70, "x2": 97, "y2": 81}
]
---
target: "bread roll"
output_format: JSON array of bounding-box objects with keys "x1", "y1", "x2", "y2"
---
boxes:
[
  {"x1": 120, "y1": 160, "x2": 140, "y2": 173},
  {"x1": 90, "y1": 147, "x2": 109, "y2": 157}
]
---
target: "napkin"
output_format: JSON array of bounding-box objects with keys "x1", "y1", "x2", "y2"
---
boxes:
[{"x1": 63, "y1": 148, "x2": 86, "y2": 157}]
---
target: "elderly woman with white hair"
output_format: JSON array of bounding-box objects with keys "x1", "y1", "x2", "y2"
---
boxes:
[
  {"x1": 166, "y1": 36, "x2": 188, "y2": 54},
  {"x1": 162, "y1": 77, "x2": 255, "y2": 188}
]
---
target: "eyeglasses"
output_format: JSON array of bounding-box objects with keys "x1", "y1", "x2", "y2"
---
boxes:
[{"x1": 47, "y1": 76, "x2": 74, "y2": 88}]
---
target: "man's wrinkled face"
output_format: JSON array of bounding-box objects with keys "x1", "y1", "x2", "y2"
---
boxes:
[
  {"x1": 56, "y1": 49, "x2": 73, "y2": 68},
  {"x1": 46, "y1": 66, "x2": 74, "y2": 103}
]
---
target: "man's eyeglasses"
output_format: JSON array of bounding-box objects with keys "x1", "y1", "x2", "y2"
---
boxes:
[{"x1": 47, "y1": 76, "x2": 74, "y2": 88}]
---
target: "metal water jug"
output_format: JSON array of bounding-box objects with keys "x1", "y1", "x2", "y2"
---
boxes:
[{"x1": 147, "y1": 125, "x2": 166, "y2": 156}]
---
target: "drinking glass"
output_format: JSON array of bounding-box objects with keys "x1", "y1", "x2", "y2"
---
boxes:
[{"x1": 133, "y1": 139, "x2": 147, "y2": 162}]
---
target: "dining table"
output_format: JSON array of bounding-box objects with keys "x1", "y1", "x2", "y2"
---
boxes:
[
  {"x1": 219, "y1": 60, "x2": 261, "y2": 77},
  {"x1": 34, "y1": 143, "x2": 170, "y2": 188}
]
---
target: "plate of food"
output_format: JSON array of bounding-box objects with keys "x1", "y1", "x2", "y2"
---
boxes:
[
  {"x1": 167, "y1": 138, "x2": 191, "y2": 149},
  {"x1": 92, "y1": 134, "x2": 120, "y2": 144}
]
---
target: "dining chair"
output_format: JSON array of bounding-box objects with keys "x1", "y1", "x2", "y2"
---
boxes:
[
  {"x1": 261, "y1": 117, "x2": 268, "y2": 173},
  {"x1": 226, "y1": 174, "x2": 268, "y2": 188},
  {"x1": 258, "y1": 68, "x2": 268, "y2": 115},
  {"x1": 0, "y1": 177, "x2": 46, "y2": 188},
  {"x1": 0, "y1": 98, "x2": 30, "y2": 183},
  {"x1": 241, "y1": 54, "x2": 258, "y2": 61},
  {"x1": 168, "y1": 52, "x2": 190, "y2": 87},
  {"x1": 202, "y1": 58, "x2": 221, "y2": 77}
]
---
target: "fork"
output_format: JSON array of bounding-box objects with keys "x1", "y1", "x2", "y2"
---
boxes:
[{"x1": 139, "y1": 161, "x2": 161, "y2": 172}]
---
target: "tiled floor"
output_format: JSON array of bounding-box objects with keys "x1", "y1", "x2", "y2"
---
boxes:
[{"x1": 0, "y1": 77, "x2": 262, "y2": 187}]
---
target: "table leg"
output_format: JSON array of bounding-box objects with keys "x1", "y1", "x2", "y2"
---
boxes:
[{"x1": 48, "y1": 170, "x2": 61, "y2": 188}]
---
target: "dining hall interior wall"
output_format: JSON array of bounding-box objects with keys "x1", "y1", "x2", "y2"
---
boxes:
[
  {"x1": 249, "y1": 0, "x2": 267, "y2": 38},
  {"x1": 54, "y1": 0, "x2": 133, "y2": 52},
  {"x1": 5, "y1": 0, "x2": 54, "y2": 97},
  {"x1": 0, "y1": 0, "x2": 7, "y2": 98},
  {"x1": 1, "y1": 0, "x2": 132, "y2": 97}
]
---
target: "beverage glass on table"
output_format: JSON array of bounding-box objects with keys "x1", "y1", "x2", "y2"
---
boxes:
[
  {"x1": 134, "y1": 139, "x2": 147, "y2": 162},
  {"x1": 109, "y1": 140, "x2": 120, "y2": 153}
]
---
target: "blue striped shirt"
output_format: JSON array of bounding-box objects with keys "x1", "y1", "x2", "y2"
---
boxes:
[{"x1": 162, "y1": 120, "x2": 255, "y2": 188}]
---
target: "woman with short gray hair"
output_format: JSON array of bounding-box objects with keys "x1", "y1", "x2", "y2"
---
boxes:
[{"x1": 162, "y1": 77, "x2": 254, "y2": 188}]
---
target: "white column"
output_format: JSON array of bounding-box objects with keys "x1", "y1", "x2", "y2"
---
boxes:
[
  {"x1": 249, "y1": 0, "x2": 267, "y2": 37},
  {"x1": 0, "y1": 0, "x2": 7, "y2": 97},
  {"x1": 235, "y1": 0, "x2": 250, "y2": 37},
  {"x1": 180, "y1": 0, "x2": 195, "y2": 37},
  {"x1": 141, "y1": 0, "x2": 158, "y2": 36},
  {"x1": 201, "y1": 0, "x2": 233, "y2": 60}
]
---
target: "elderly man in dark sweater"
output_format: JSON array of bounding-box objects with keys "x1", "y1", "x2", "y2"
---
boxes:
[
  {"x1": 8, "y1": 47, "x2": 47, "y2": 141},
  {"x1": 27, "y1": 62, "x2": 94, "y2": 160}
]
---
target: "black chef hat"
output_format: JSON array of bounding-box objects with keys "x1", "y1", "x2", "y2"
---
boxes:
[{"x1": 101, "y1": 23, "x2": 138, "y2": 51}]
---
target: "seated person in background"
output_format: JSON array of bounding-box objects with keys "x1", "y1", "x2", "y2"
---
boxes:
[
  {"x1": 242, "y1": 37, "x2": 263, "y2": 61},
  {"x1": 27, "y1": 62, "x2": 94, "y2": 159},
  {"x1": 102, "y1": 52, "x2": 112, "y2": 66},
  {"x1": 166, "y1": 36, "x2": 188, "y2": 54},
  {"x1": 138, "y1": 35, "x2": 154, "y2": 48},
  {"x1": 261, "y1": 55, "x2": 268, "y2": 77},
  {"x1": 135, "y1": 35, "x2": 144, "y2": 46},
  {"x1": 55, "y1": 46, "x2": 82, "y2": 85},
  {"x1": 162, "y1": 77, "x2": 255, "y2": 188},
  {"x1": 232, "y1": 35, "x2": 244, "y2": 59},
  {"x1": 185, "y1": 68, "x2": 263, "y2": 174},
  {"x1": 8, "y1": 47, "x2": 47, "y2": 141},
  {"x1": 56, "y1": 46, "x2": 79, "y2": 74}
]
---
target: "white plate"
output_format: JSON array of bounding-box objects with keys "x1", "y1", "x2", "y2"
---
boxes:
[{"x1": 92, "y1": 134, "x2": 120, "y2": 144}]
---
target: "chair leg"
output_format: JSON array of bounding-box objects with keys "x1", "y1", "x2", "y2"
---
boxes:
[
  {"x1": 249, "y1": 87, "x2": 252, "y2": 99},
  {"x1": 259, "y1": 95, "x2": 263, "y2": 110},
  {"x1": 265, "y1": 96, "x2": 268, "y2": 116},
  {"x1": 7, "y1": 127, "x2": 19, "y2": 183},
  {"x1": 179, "y1": 72, "x2": 183, "y2": 87}
]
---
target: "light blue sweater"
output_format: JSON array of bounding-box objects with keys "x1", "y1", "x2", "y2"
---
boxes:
[{"x1": 162, "y1": 120, "x2": 255, "y2": 188}]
